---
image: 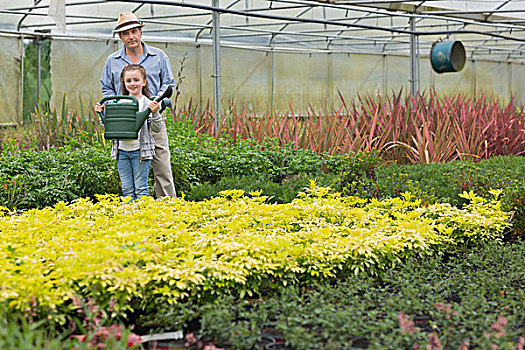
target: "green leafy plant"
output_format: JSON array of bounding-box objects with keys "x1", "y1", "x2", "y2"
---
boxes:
[
  {"x1": 331, "y1": 149, "x2": 383, "y2": 198},
  {"x1": 32, "y1": 96, "x2": 105, "y2": 150},
  {"x1": 173, "y1": 242, "x2": 524, "y2": 350},
  {"x1": 0, "y1": 184, "x2": 511, "y2": 326},
  {"x1": 0, "y1": 145, "x2": 119, "y2": 210}
]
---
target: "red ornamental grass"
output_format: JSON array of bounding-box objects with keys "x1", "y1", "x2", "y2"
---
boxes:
[{"x1": 171, "y1": 89, "x2": 525, "y2": 163}]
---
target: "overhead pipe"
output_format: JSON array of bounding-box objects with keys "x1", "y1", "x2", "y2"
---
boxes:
[
  {"x1": 16, "y1": 0, "x2": 44, "y2": 31},
  {"x1": 4, "y1": 1, "x2": 525, "y2": 42},
  {"x1": 109, "y1": 0, "x2": 525, "y2": 42}
]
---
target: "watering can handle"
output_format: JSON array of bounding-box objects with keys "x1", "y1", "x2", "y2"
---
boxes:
[
  {"x1": 99, "y1": 95, "x2": 138, "y2": 105},
  {"x1": 148, "y1": 86, "x2": 173, "y2": 114},
  {"x1": 152, "y1": 86, "x2": 173, "y2": 104},
  {"x1": 97, "y1": 95, "x2": 139, "y2": 124}
]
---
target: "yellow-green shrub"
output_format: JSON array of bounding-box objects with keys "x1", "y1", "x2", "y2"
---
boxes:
[{"x1": 0, "y1": 183, "x2": 511, "y2": 323}]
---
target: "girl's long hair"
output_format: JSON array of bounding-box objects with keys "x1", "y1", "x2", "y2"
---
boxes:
[{"x1": 120, "y1": 64, "x2": 150, "y2": 97}]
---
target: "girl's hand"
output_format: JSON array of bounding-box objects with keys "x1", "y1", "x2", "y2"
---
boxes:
[
  {"x1": 95, "y1": 103, "x2": 105, "y2": 113},
  {"x1": 149, "y1": 101, "x2": 160, "y2": 114}
]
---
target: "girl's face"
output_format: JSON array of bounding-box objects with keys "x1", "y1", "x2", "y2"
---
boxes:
[{"x1": 124, "y1": 70, "x2": 146, "y2": 97}]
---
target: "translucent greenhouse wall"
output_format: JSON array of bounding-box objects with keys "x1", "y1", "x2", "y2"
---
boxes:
[
  {"x1": 2, "y1": 35, "x2": 525, "y2": 124},
  {"x1": 0, "y1": 36, "x2": 22, "y2": 125},
  {"x1": 50, "y1": 39, "x2": 525, "y2": 116},
  {"x1": 49, "y1": 39, "x2": 118, "y2": 113}
]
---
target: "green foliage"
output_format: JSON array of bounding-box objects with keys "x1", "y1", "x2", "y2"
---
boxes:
[
  {"x1": 167, "y1": 121, "x2": 324, "y2": 192},
  {"x1": 444, "y1": 160, "x2": 525, "y2": 241},
  {"x1": 0, "y1": 126, "x2": 40, "y2": 152},
  {"x1": 327, "y1": 150, "x2": 439, "y2": 206},
  {"x1": 187, "y1": 242, "x2": 525, "y2": 349},
  {"x1": 0, "y1": 186, "x2": 510, "y2": 326},
  {"x1": 0, "y1": 145, "x2": 119, "y2": 209},
  {"x1": 199, "y1": 297, "x2": 263, "y2": 349},
  {"x1": 32, "y1": 96, "x2": 105, "y2": 149},
  {"x1": 0, "y1": 305, "x2": 139, "y2": 350},
  {"x1": 1, "y1": 120, "x2": 523, "y2": 242},
  {"x1": 167, "y1": 120, "x2": 214, "y2": 189},
  {"x1": 0, "y1": 314, "x2": 63, "y2": 349},
  {"x1": 359, "y1": 157, "x2": 519, "y2": 241},
  {"x1": 376, "y1": 172, "x2": 438, "y2": 206},
  {"x1": 330, "y1": 149, "x2": 383, "y2": 198},
  {"x1": 2, "y1": 240, "x2": 522, "y2": 349},
  {"x1": 503, "y1": 185, "x2": 525, "y2": 240},
  {"x1": 375, "y1": 156, "x2": 525, "y2": 239},
  {"x1": 185, "y1": 173, "x2": 336, "y2": 203}
]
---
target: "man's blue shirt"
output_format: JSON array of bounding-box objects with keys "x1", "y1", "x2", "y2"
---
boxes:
[{"x1": 100, "y1": 42, "x2": 175, "y2": 97}]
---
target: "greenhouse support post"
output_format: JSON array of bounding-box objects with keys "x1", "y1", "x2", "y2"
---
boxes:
[
  {"x1": 37, "y1": 38, "x2": 41, "y2": 102},
  {"x1": 19, "y1": 36, "x2": 25, "y2": 125},
  {"x1": 212, "y1": 0, "x2": 221, "y2": 136},
  {"x1": 409, "y1": 17, "x2": 417, "y2": 96},
  {"x1": 268, "y1": 50, "x2": 274, "y2": 113}
]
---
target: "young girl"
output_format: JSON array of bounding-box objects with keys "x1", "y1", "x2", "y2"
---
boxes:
[{"x1": 95, "y1": 64, "x2": 162, "y2": 201}]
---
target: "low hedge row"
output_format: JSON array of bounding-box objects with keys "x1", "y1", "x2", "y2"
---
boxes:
[
  {"x1": 166, "y1": 121, "x2": 325, "y2": 189},
  {"x1": 370, "y1": 156, "x2": 525, "y2": 240},
  {"x1": 0, "y1": 122, "x2": 523, "y2": 238},
  {"x1": 144, "y1": 242, "x2": 524, "y2": 350},
  {"x1": 0, "y1": 186, "x2": 509, "y2": 323},
  {"x1": 0, "y1": 145, "x2": 119, "y2": 210},
  {"x1": 2, "y1": 242, "x2": 523, "y2": 349}
]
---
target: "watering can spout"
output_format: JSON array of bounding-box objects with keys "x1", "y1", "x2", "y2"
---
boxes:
[{"x1": 135, "y1": 86, "x2": 174, "y2": 132}]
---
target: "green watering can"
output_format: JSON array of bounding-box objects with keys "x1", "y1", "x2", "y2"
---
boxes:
[{"x1": 98, "y1": 86, "x2": 173, "y2": 140}]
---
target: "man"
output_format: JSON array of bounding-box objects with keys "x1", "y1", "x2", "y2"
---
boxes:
[{"x1": 101, "y1": 12, "x2": 177, "y2": 198}]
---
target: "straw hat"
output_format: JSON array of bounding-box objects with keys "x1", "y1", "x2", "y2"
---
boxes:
[{"x1": 113, "y1": 12, "x2": 144, "y2": 33}]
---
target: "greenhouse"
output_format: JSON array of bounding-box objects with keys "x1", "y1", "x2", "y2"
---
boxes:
[
  {"x1": 1, "y1": 0, "x2": 525, "y2": 124},
  {"x1": 0, "y1": 2, "x2": 524, "y2": 349}
]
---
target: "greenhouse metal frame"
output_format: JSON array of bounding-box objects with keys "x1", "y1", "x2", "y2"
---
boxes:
[{"x1": 1, "y1": 0, "x2": 525, "y2": 124}]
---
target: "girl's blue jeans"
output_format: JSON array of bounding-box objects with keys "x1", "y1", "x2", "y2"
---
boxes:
[{"x1": 117, "y1": 150, "x2": 151, "y2": 201}]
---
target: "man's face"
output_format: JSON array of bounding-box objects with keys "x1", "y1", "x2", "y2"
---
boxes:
[{"x1": 119, "y1": 27, "x2": 142, "y2": 49}]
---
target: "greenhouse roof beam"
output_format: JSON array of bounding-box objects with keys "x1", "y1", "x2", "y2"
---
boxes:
[
  {"x1": 273, "y1": 0, "x2": 525, "y2": 50},
  {"x1": 280, "y1": 0, "x2": 525, "y2": 32},
  {"x1": 420, "y1": 8, "x2": 525, "y2": 19},
  {"x1": 268, "y1": 6, "x2": 313, "y2": 46},
  {"x1": 11, "y1": 0, "x2": 108, "y2": 12},
  {"x1": 11, "y1": 0, "x2": 144, "y2": 21},
  {"x1": 219, "y1": 13, "x2": 510, "y2": 41},
  {"x1": 194, "y1": 0, "x2": 241, "y2": 41},
  {"x1": 217, "y1": 24, "x2": 392, "y2": 43},
  {"x1": 486, "y1": 0, "x2": 513, "y2": 20},
  {"x1": 326, "y1": 10, "x2": 373, "y2": 49},
  {"x1": 347, "y1": 1, "x2": 525, "y2": 27},
  {"x1": 2, "y1": 10, "x2": 115, "y2": 30},
  {"x1": 419, "y1": 5, "x2": 524, "y2": 16},
  {"x1": 16, "y1": 0, "x2": 43, "y2": 31},
  {"x1": 137, "y1": 4, "x2": 309, "y2": 21},
  {"x1": 347, "y1": 1, "x2": 516, "y2": 21},
  {"x1": 2, "y1": 0, "x2": 525, "y2": 62},
  {"x1": 108, "y1": 0, "x2": 525, "y2": 43},
  {"x1": 7, "y1": 0, "x2": 525, "y2": 41}
]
